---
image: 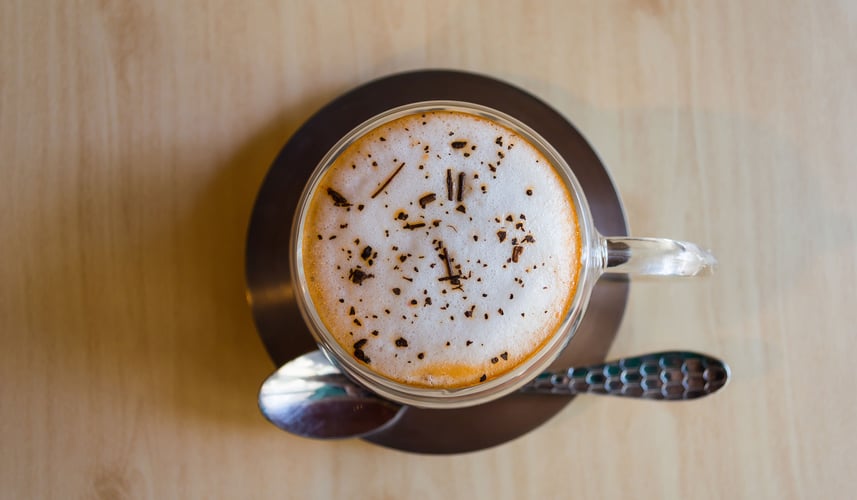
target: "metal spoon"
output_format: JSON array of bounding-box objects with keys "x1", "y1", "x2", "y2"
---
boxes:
[{"x1": 259, "y1": 350, "x2": 729, "y2": 440}]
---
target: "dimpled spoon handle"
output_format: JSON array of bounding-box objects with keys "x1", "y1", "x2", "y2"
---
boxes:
[{"x1": 520, "y1": 351, "x2": 729, "y2": 400}]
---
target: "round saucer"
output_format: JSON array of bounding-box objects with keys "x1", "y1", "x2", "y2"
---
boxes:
[{"x1": 246, "y1": 70, "x2": 628, "y2": 454}]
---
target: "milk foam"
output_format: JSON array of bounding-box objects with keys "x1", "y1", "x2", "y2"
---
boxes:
[{"x1": 302, "y1": 110, "x2": 580, "y2": 388}]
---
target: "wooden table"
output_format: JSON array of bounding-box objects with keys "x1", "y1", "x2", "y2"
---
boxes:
[{"x1": 3, "y1": 1, "x2": 855, "y2": 498}]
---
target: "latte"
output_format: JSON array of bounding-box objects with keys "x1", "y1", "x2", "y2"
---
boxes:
[{"x1": 300, "y1": 109, "x2": 580, "y2": 388}]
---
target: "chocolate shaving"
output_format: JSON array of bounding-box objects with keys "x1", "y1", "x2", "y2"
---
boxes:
[
  {"x1": 360, "y1": 246, "x2": 373, "y2": 260},
  {"x1": 327, "y1": 188, "x2": 352, "y2": 207},
  {"x1": 457, "y1": 172, "x2": 464, "y2": 202},
  {"x1": 354, "y1": 349, "x2": 370, "y2": 364},
  {"x1": 392, "y1": 288, "x2": 401, "y2": 295},
  {"x1": 491, "y1": 357, "x2": 499, "y2": 364},
  {"x1": 451, "y1": 141, "x2": 467, "y2": 149},
  {"x1": 497, "y1": 230, "x2": 507, "y2": 242},
  {"x1": 479, "y1": 374, "x2": 487, "y2": 382},
  {"x1": 512, "y1": 246, "x2": 523, "y2": 263},
  {"x1": 500, "y1": 352, "x2": 508, "y2": 360},
  {"x1": 371, "y1": 162, "x2": 406, "y2": 199},
  {"x1": 348, "y1": 268, "x2": 374, "y2": 285},
  {"x1": 419, "y1": 193, "x2": 437, "y2": 208},
  {"x1": 403, "y1": 222, "x2": 426, "y2": 230},
  {"x1": 456, "y1": 205, "x2": 466, "y2": 213},
  {"x1": 395, "y1": 337, "x2": 408, "y2": 347},
  {"x1": 438, "y1": 244, "x2": 461, "y2": 285},
  {"x1": 446, "y1": 169, "x2": 453, "y2": 201}
]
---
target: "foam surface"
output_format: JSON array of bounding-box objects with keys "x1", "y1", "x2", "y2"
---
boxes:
[{"x1": 302, "y1": 110, "x2": 580, "y2": 388}]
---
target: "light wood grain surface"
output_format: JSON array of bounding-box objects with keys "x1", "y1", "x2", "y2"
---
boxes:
[{"x1": 2, "y1": 1, "x2": 856, "y2": 498}]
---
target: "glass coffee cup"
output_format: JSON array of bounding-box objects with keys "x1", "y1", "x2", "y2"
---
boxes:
[{"x1": 291, "y1": 101, "x2": 715, "y2": 409}]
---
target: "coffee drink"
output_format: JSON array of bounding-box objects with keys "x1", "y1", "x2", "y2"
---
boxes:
[{"x1": 300, "y1": 109, "x2": 581, "y2": 389}]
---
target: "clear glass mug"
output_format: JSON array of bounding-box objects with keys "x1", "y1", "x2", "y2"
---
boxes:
[{"x1": 291, "y1": 101, "x2": 716, "y2": 409}]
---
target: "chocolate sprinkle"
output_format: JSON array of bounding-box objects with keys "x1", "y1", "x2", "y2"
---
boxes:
[
  {"x1": 417, "y1": 352, "x2": 425, "y2": 360},
  {"x1": 360, "y1": 246, "x2": 373, "y2": 260},
  {"x1": 392, "y1": 288, "x2": 401, "y2": 295},
  {"x1": 395, "y1": 337, "x2": 408, "y2": 347},
  {"x1": 479, "y1": 374, "x2": 487, "y2": 382},
  {"x1": 491, "y1": 357, "x2": 499, "y2": 364},
  {"x1": 451, "y1": 141, "x2": 467, "y2": 149}
]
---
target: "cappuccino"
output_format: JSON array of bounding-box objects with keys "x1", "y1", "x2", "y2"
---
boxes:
[{"x1": 301, "y1": 110, "x2": 580, "y2": 388}]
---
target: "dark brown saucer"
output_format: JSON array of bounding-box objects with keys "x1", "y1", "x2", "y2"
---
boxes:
[{"x1": 245, "y1": 70, "x2": 628, "y2": 454}]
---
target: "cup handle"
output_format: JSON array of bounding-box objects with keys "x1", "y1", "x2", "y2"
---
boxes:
[{"x1": 600, "y1": 237, "x2": 717, "y2": 277}]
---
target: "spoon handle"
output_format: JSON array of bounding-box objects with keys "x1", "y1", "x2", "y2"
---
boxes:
[{"x1": 520, "y1": 351, "x2": 729, "y2": 400}]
